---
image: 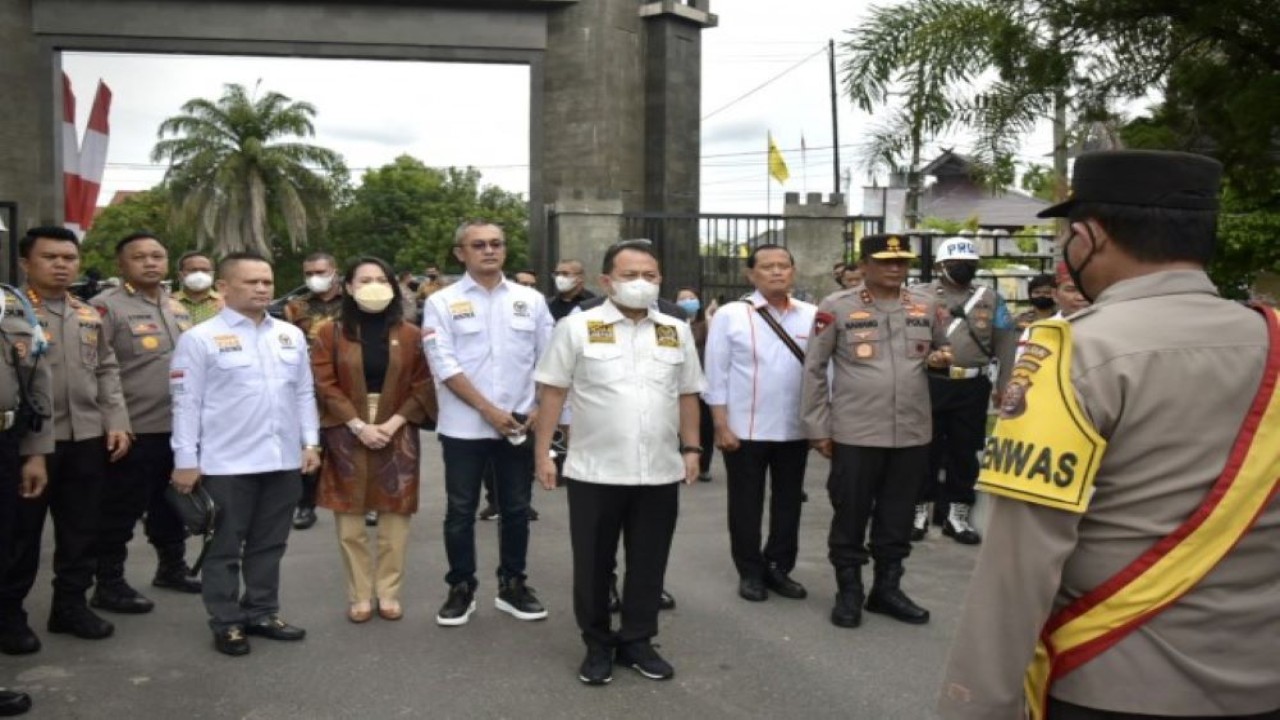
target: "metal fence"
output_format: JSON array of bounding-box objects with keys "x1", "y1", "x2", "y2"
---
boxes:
[{"x1": 620, "y1": 212, "x2": 884, "y2": 303}]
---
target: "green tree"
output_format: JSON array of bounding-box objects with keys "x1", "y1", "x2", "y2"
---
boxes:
[
  {"x1": 80, "y1": 188, "x2": 195, "y2": 280},
  {"x1": 328, "y1": 155, "x2": 528, "y2": 274},
  {"x1": 151, "y1": 83, "x2": 348, "y2": 258}
]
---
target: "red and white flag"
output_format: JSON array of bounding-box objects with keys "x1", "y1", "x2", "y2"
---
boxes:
[{"x1": 62, "y1": 75, "x2": 112, "y2": 237}]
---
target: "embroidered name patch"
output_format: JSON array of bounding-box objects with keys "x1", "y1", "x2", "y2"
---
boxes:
[{"x1": 587, "y1": 321, "x2": 615, "y2": 344}]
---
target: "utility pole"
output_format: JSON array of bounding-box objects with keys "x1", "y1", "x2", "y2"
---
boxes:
[{"x1": 829, "y1": 39, "x2": 841, "y2": 196}]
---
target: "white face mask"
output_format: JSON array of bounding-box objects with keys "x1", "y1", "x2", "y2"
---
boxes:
[
  {"x1": 610, "y1": 278, "x2": 660, "y2": 310},
  {"x1": 353, "y1": 283, "x2": 394, "y2": 313},
  {"x1": 182, "y1": 271, "x2": 213, "y2": 292},
  {"x1": 306, "y1": 273, "x2": 334, "y2": 295},
  {"x1": 554, "y1": 275, "x2": 578, "y2": 294}
]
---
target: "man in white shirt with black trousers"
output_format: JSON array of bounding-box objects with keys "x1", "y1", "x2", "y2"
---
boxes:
[
  {"x1": 703, "y1": 243, "x2": 817, "y2": 603},
  {"x1": 534, "y1": 239, "x2": 704, "y2": 686},
  {"x1": 169, "y1": 253, "x2": 321, "y2": 656}
]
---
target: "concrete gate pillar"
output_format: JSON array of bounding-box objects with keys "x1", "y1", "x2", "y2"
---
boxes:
[
  {"x1": 784, "y1": 192, "x2": 847, "y2": 304},
  {"x1": 0, "y1": 0, "x2": 57, "y2": 281}
]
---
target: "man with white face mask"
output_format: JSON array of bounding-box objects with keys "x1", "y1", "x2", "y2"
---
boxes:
[
  {"x1": 284, "y1": 252, "x2": 343, "y2": 531},
  {"x1": 548, "y1": 259, "x2": 596, "y2": 321},
  {"x1": 534, "y1": 240, "x2": 705, "y2": 686},
  {"x1": 173, "y1": 252, "x2": 224, "y2": 325}
]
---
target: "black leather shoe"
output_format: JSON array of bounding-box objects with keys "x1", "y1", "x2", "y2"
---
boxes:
[
  {"x1": 0, "y1": 624, "x2": 40, "y2": 656},
  {"x1": 245, "y1": 615, "x2": 306, "y2": 641},
  {"x1": 213, "y1": 626, "x2": 250, "y2": 656},
  {"x1": 0, "y1": 689, "x2": 32, "y2": 717},
  {"x1": 47, "y1": 605, "x2": 114, "y2": 640},
  {"x1": 292, "y1": 506, "x2": 317, "y2": 530},
  {"x1": 764, "y1": 567, "x2": 807, "y2": 600},
  {"x1": 738, "y1": 577, "x2": 767, "y2": 602},
  {"x1": 152, "y1": 566, "x2": 202, "y2": 594},
  {"x1": 90, "y1": 583, "x2": 155, "y2": 614},
  {"x1": 658, "y1": 589, "x2": 676, "y2": 611}
]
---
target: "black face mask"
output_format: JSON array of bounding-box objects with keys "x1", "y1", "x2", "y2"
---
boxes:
[
  {"x1": 1063, "y1": 226, "x2": 1099, "y2": 303},
  {"x1": 1029, "y1": 296, "x2": 1056, "y2": 310},
  {"x1": 943, "y1": 262, "x2": 978, "y2": 286}
]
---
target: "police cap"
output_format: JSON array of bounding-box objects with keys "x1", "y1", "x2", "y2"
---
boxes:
[
  {"x1": 1038, "y1": 150, "x2": 1223, "y2": 219},
  {"x1": 860, "y1": 234, "x2": 917, "y2": 260}
]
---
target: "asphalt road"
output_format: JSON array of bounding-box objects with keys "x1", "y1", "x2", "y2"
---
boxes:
[{"x1": 6, "y1": 433, "x2": 982, "y2": 719}]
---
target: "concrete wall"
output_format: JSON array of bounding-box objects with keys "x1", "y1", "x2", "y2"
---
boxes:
[
  {"x1": 548, "y1": 196, "x2": 623, "y2": 296},
  {"x1": 0, "y1": 0, "x2": 58, "y2": 280},
  {"x1": 784, "y1": 192, "x2": 847, "y2": 304}
]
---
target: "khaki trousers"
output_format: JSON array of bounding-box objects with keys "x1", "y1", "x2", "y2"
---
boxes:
[
  {"x1": 333, "y1": 392, "x2": 412, "y2": 603},
  {"x1": 335, "y1": 511, "x2": 411, "y2": 603}
]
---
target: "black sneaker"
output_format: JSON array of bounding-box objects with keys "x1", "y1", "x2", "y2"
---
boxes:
[
  {"x1": 495, "y1": 577, "x2": 548, "y2": 621},
  {"x1": 436, "y1": 582, "x2": 476, "y2": 627},
  {"x1": 578, "y1": 644, "x2": 613, "y2": 685},
  {"x1": 478, "y1": 505, "x2": 498, "y2": 521},
  {"x1": 616, "y1": 641, "x2": 674, "y2": 680}
]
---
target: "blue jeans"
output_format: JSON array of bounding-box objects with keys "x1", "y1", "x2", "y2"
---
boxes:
[{"x1": 440, "y1": 436, "x2": 533, "y2": 586}]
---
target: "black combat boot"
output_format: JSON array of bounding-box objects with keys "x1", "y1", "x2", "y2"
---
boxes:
[
  {"x1": 865, "y1": 561, "x2": 929, "y2": 625},
  {"x1": 830, "y1": 566, "x2": 864, "y2": 628},
  {"x1": 151, "y1": 543, "x2": 201, "y2": 594},
  {"x1": 90, "y1": 559, "x2": 154, "y2": 614}
]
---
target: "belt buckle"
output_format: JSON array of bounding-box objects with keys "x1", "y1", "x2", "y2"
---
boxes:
[{"x1": 949, "y1": 366, "x2": 966, "y2": 380}]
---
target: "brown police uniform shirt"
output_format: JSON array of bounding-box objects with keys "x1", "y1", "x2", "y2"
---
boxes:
[
  {"x1": 801, "y1": 284, "x2": 943, "y2": 448},
  {"x1": 1, "y1": 289, "x2": 54, "y2": 457},
  {"x1": 926, "y1": 279, "x2": 1019, "y2": 390},
  {"x1": 285, "y1": 292, "x2": 343, "y2": 344},
  {"x1": 24, "y1": 288, "x2": 130, "y2": 442},
  {"x1": 938, "y1": 271, "x2": 1280, "y2": 718},
  {"x1": 91, "y1": 285, "x2": 192, "y2": 435}
]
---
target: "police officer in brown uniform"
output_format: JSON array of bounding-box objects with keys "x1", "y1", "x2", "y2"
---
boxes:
[
  {"x1": 0, "y1": 283, "x2": 53, "y2": 716},
  {"x1": 0, "y1": 227, "x2": 131, "y2": 653},
  {"x1": 284, "y1": 252, "x2": 343, "y2": 530},
  {"x1": 938, "y1": 151, "x2": 1280, "y2": 720},
  {"x1": 914, "y1": 237, "x2": 1019, "y2": 545},
  {"x1": 802, "y1": 234, "x2": 950, "y2": 629},
  {"x1": 89, "y1": 233, "x2": 201, "y2": 615}
]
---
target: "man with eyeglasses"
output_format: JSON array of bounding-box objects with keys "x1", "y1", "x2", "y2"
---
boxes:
[
  {"x1": 548, "y1": 259, "x2": 596, "y2": 321},
  {"x1": 422, "y1": 220, "x2": 554, "y2": 627}
]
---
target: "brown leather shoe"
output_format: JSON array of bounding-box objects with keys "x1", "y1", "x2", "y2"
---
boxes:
[
  {"x1": 377, "y1": 600, "x2": 403, "y2": 621},
  {"x1": 347, "y1": 602, "x2": 373, "y2": 624}
]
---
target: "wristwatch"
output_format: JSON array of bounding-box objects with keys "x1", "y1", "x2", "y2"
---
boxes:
[
  {"x1": 303, "y1": 445, "x2": 322, "y2": 453},
  {"x1": 680, "y1": 445, "x2": 703, "y2": 455}
]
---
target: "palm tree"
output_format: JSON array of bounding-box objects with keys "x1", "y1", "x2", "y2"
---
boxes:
[{"x1": 151, "y1": 83, "x2": 345, "y2": 257}]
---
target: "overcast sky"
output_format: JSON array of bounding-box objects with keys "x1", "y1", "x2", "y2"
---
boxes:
[{"x1": 61, "y1": 0, "x2": 1068, "y2": 218}]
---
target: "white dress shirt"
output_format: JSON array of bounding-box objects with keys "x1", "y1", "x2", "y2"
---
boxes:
[
  {"x1": 535, "y1": 300, "x2": 705, "y2": 486},
  {"x1": 702, "y1": 291, "x2": 816, "y2": 441},
  {"x1": 170, "y1": 307, "x2": 320, "y2": 475},
  {"x1": 422, "y1": 273, "x2": 553, "y2": 440}
]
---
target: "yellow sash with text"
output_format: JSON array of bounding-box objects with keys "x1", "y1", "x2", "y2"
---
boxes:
[{"x1": 1011, "y1": 308, "x2": 1280, "y2": 720}]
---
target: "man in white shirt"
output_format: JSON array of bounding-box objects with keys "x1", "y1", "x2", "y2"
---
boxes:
[
  {"x1": 534, "y1": 240, "x2": 705, "y2": 686},
  {"x1": 422, "y1": 220, "x2": 554, "y2": 627},
  {"x1": 703, "y1": 244, "x2": 817, "y2": 603},
  {"x1": 169, "y1": 253, "x2": 321, "y2": 656}
]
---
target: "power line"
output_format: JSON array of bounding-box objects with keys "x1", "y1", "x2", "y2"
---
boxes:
[{"x1": 701, "y1": 44, "x2": 828, "y2": 122}]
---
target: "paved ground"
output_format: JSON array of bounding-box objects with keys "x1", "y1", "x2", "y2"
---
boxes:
[{"x1": 6, "y1": 433, "x2": 983, "y2": 719}]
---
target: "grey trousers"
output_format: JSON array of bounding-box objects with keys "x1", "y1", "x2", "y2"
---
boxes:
[{"x1": 200, "y1": 470, "x2": 301, "y2": 631}]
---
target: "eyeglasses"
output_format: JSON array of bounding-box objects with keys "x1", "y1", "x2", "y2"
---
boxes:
[{"x1": 462, "y1": 240, "x2": 505, "y2": 251}]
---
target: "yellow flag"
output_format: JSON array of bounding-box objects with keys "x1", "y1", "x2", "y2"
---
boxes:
[{"x1": 768, "y1": 133, "x2": 790, "y2": 184}]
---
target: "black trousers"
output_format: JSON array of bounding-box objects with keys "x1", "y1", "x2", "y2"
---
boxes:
[
  {"x1": 95, "y1": 432, "x2": 186, "y2": 570},
  {"x1": 1047, "y1": 697, "x2": 1280, "y2": 720},
  {"x1": 567, "y1": 479, "x2": 678, "y2": 648},
  {"x1": 827, "y1": 443, "x2": 926, "y2": 569},
  {"x1": 297, "y1": 471, "x2": 319, "y2": 511},
  {"x1": 723, "y1": 439, "x2": 808, "y2": 579},
  {"x1": 697, "y1": 399, "x2": 715, "y2": 475},
  {"x1": 0, "y1": 431, "x2": 20, "y2": 585},
  {"x1": 201, "y1": 470, "x2": 301, "y2": 631},
  {"x1": 0, "y1": 438, "x2": 106, "y2": 615},
  {"x1": 920, "y1": 374, "x2": 990, "y2": 508}
]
